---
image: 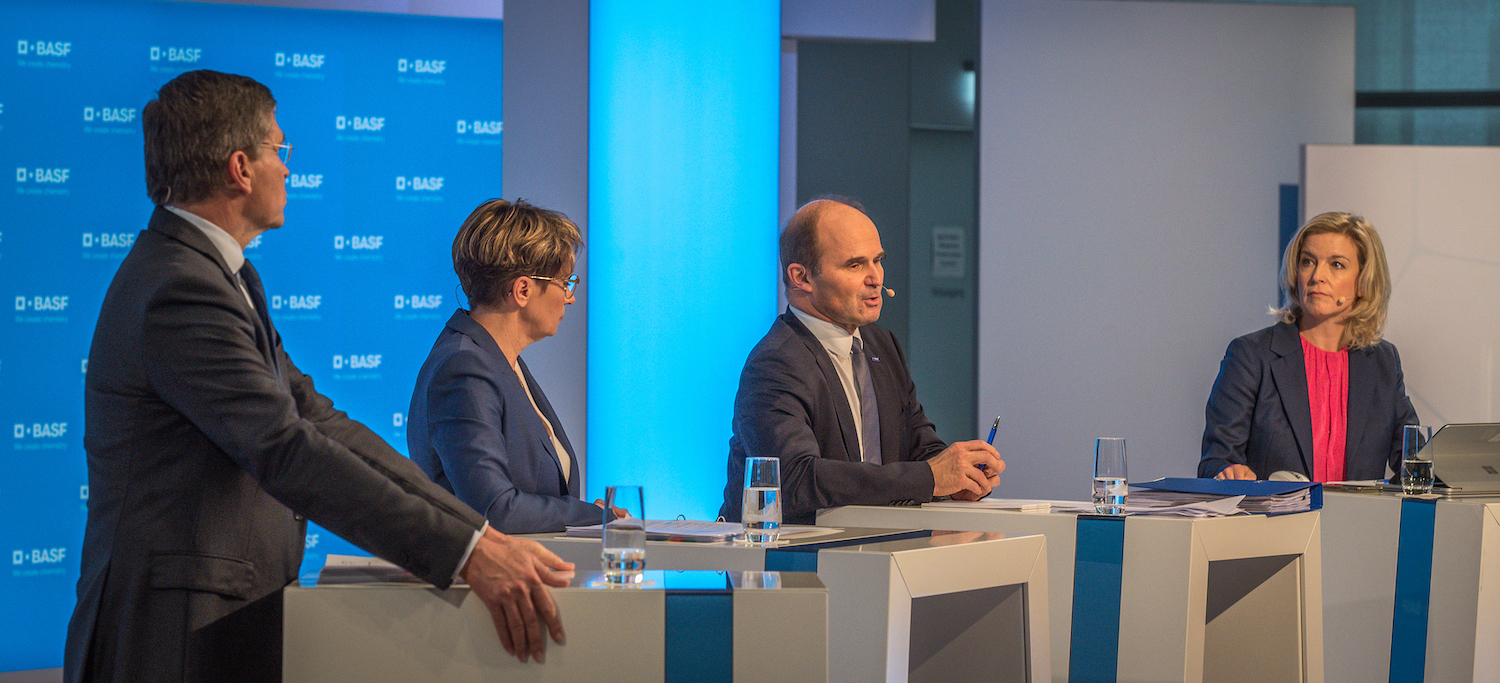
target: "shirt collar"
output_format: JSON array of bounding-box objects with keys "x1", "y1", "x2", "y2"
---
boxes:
[
  {"x1": 789, "y1": 303, "x2": 863, "y2": 357},
  {"x1": 164, "y1": 205, "x2": 246, "y2": 274}
]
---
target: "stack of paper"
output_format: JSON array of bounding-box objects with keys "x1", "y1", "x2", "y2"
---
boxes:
[
  {"x1": 1131, "y1": 477, "x2": 1319, "y2": 515},
  {"x1": 1049, "y1": 494, "x2": 1246, "y2": 518},
  {"x1": 564, "y1": 519, "x2": 743, "y2": 543},
  {"x1": 317, "y1": 555, "x2": 419, "y2": 585}
]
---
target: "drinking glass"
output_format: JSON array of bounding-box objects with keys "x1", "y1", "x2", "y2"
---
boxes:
[
  {"x1": 1093, "y1": 437, "x2": 1128, "y2": 515},
  {"x1": 601, "y1": 485, "x2": 645, "y2": 584},
  {"x1": 1401, "y1": 425, "x2": 1435, "y2": 495},
  {"x1": 742, "y1": 457, "x2": 782, "y2": 544}
]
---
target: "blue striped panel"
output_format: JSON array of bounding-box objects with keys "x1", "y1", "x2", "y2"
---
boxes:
[
  {"x1": 1069, "y1": 514, "x2": 1126, "y2": 683},
  {"x1": 665, "y1": 592, "x2": 733, "y2": 683},
  {"x1": 1389, "y1": 497, "x2": 1437, "y2": 683}
]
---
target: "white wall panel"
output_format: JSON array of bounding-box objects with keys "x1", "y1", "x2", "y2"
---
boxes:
[
  {"x1": 1304, "y1": 144, "x2": 1500, "y2": 426},
  {"x1": 978, "y1": 0, "x2": 1354, "y2": 499}
]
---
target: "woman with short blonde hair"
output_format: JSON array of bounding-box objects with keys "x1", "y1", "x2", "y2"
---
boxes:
[
  {"x1": 408, "y1": 199, "x2": 607, "y2": 533},
  {"x1": 1200, "y1": 212, "x2": 1418, "y2": 482}
]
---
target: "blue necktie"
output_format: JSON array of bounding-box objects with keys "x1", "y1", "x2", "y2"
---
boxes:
[
  {"x1": 237, "y1": 262, "x2": 280, "y2": 378},
  {"x1": 851, "y1": 337, "x2": 882, "y2": 465}
]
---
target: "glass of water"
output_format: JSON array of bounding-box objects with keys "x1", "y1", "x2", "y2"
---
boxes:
[
  {"x1": 1093, "y1": 437, "x2": 1128, "y2": 515},
  {"x1": 1401, "y1": 425, "x2": 1435, "y2": 495},
  {"x1": 742, "y1": 457, "x2": 782, "y2": 545},
  {"x1": 602, "y1": 485, "x2": 645, "y2": 584}
]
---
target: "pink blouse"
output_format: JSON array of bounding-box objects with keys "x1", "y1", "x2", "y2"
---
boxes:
[{"x1": 1301, "y1": 336, "x2": 1349, "y2": 483}]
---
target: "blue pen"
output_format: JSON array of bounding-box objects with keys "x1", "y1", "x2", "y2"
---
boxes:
[{"x1": 976, "y1": 416, "x2": 1000, "y2": 472}]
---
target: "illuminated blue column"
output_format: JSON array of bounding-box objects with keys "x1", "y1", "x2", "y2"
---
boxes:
[{"x1": 587, "y1": 1, "x2": 781, "y2": 519}]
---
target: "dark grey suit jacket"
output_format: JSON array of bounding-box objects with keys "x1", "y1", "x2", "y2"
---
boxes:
[
  {"x1": 720, "y1": 309, "x2": 946, "y2": 525},
  {"x1": 65, "y1": 208, "x2": 485, "y2": 683},
  {"x1": 1199, "y1": 322, "x2": 1419, "y2": 480},
  {"x1": 408, "y1": 309, "x2": 600, "y2": 534}
]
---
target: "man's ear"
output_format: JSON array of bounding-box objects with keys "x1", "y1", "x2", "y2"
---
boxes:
[
  {"x1": 787, "y1": 263, "x2": 815, "y2": 294},
  {"x1": 226, "y1": 149, "x2": 253, "y2": 195}
]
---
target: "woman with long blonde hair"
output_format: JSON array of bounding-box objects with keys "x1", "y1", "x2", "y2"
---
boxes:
[{"x1": 1199, "y1": 212, "x2": 1419, "y2": 482}]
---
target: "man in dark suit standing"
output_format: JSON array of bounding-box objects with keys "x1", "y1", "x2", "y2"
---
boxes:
[
  {"x1": 719, "y1": 198, "x2": 1006, "y2": 525},
  {"x1": 65, "y1": 70, "x2": 571, "y2": 683}
]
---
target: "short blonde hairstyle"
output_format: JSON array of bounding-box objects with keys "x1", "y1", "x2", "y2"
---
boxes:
[
  {"x1": 1273, "y1": 212, "x2": 1390, "y2": 350},
  {"x1": 452, "y1": 199, "x2": 582, "y2": 308}
]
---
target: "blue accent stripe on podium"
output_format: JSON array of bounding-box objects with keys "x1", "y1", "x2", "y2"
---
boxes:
[
  {"x1": 1069, "y1": 515, "x2": 1126, "y2": 683},
  {"x1": 665, "y1": 592, "x2": 733, "y2": 683},
  {"x1": 1389, "y1": 497, "x2": 1437, "y2": 683}
]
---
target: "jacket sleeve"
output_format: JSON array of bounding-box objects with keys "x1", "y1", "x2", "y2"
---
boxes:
[
  {"x1": 733, "y1": 347, "x2": 935, "y2": 522},
  {"x1": 141, "y1": 269, "x2": 482, "y2": 587},
  {"x1": 1199, "y1": 336, "x2": 1261, "y2": 478},
  {"x1": 1384, "y1": 344, "x2": 1421, "y2": 475},
  {"x1": 421, "y1": 350, "x2": 601, "y2": 533}
]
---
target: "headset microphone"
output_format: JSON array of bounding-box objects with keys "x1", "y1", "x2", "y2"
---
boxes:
[{"x1": 884, "y1": 287, "x2": 896, "y2": 297}]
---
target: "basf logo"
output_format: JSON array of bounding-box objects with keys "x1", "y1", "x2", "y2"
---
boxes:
[
  {"x1": 16, "y1": 40, "x2": 71, "y2": 57},
  {"x1": 81, "y1": 233, "x2": 135, "y2": 249},
  {"x1": 332, "y1": 354, "x2": 381, "y2": 370},
  {"x1": 13, "y1": 422, "x2": 67, "y2": 439},
  {"x1": 269, "y1": 294, "x2": 321, "y2": 311},
  {"x1": 148, "y1": 46, "x2": 202, "y2": 63},
  {"x1": 396, "y1": 58, "x2": 445, "y2": 74},
  {"x1": 332, "y1": 235, "x2": 383, "y2": 250},
  {"x1": 14, "y1": 296, "x2": 68, "y2": 312},
  {"x1": 455, "y1": 120, "x2": 501, "y2": 135},
  {"x1": 393, "y1": 295, "x2": 442, "y2": 310},
  {"x1": 334, "y1": 115, "x2": 384, "y2": 131},
  {"x1": 16, "y1": 168, "x2": 69, "y2": 183},
  {"x1": 394, "y1": 176, "x2": 443, "y2": 192},
  {"x1": 289, "y1": 173, "x2": 323, "y2": 189},
  {"x1": 274, "y1": 52, "x2": 325, "y2": 68},
  {"x1": 82, "y1": 107, "x2": 137, "y2": 123}
]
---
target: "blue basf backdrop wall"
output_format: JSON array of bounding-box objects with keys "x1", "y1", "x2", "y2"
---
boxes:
[{"x1": 0, "y1": 0, "x2": 502, "y2": 671}]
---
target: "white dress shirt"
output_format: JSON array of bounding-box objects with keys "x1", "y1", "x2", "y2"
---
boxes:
[{"x1": 789, "y1": 304, "x2": 873, "y2": 462}]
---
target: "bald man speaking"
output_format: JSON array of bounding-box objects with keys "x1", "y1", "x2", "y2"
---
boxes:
[{"x1": 719, "y1": 198, "x2": 1004, "y2": 525}]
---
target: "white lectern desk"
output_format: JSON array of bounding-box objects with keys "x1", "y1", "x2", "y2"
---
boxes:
[
  {"x1": 1321, "y1": 491, "x2": 1500, "y2": 683},
  {"x1": 284, "y1": 570, "x2": 826, "y2": 682},
  {"x1": 527, "y1": 528, "x2": 1051, "y2": 683},
  {"x1": 818, "y1": 505, "x2": 1323, "y2": 683}
]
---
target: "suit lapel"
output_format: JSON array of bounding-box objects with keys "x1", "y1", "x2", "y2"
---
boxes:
[
  {"x1": 1345, "y1": 346, "x2": 1373, "y2": 464},
  {"x1": 518, "y1": 358, "x2": 574, "y2": 496},
  {"x1": 1269, "y1": 323, "x2": 1316, "y2": 475},
  {"x1": 782, "y1": 311, "x2": 862, "y2": 461},
  {"x1": 148, "y1": 208, "x2": 278, "y2": 371},
  {"x1": 448, "y1": 311, "x2": 573, "y2": 495}
]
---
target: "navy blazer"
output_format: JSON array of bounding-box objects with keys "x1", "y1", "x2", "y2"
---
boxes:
[
  {"x1": 408, "y1": 310, "x2": 600, "y2": 534},
  {"x1": 1199, "y1": 322, "x2": 1419, "y2": 480},
  {"x1": 719, "y1": 308, "x2": 946, "y2": 525}
]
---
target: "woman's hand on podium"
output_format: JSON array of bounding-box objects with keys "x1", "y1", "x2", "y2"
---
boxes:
[{"x1": 462, "y1": 527, "x2": 575, "y2": 663}]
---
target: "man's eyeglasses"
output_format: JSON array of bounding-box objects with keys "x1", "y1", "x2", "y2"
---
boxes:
[
  {"x1": 527, "y1": 273, "x2": 579, "y2": 296},
  {"x1": 261, "y1": 141, "x2": 293, "y2": 164}
]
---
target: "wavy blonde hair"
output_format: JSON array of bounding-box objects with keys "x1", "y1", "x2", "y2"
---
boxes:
[{"x1": 1273, "y1": 212, "x2": 1390, "y2": 350}]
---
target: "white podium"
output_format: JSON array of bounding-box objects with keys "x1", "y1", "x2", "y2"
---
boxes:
[
  {"x1": 818, "y1": 505, "x2": 1323, "y2": 683},
  {"x1": 283, "y1": 570, "x2": 827, "y2": 682},
  {"x1": 1321, "y1": 491, "x2": 1500, "y2": 683},
  {"x1": 527, "y1": 528, "x2": 1051, "y2": 683}
]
